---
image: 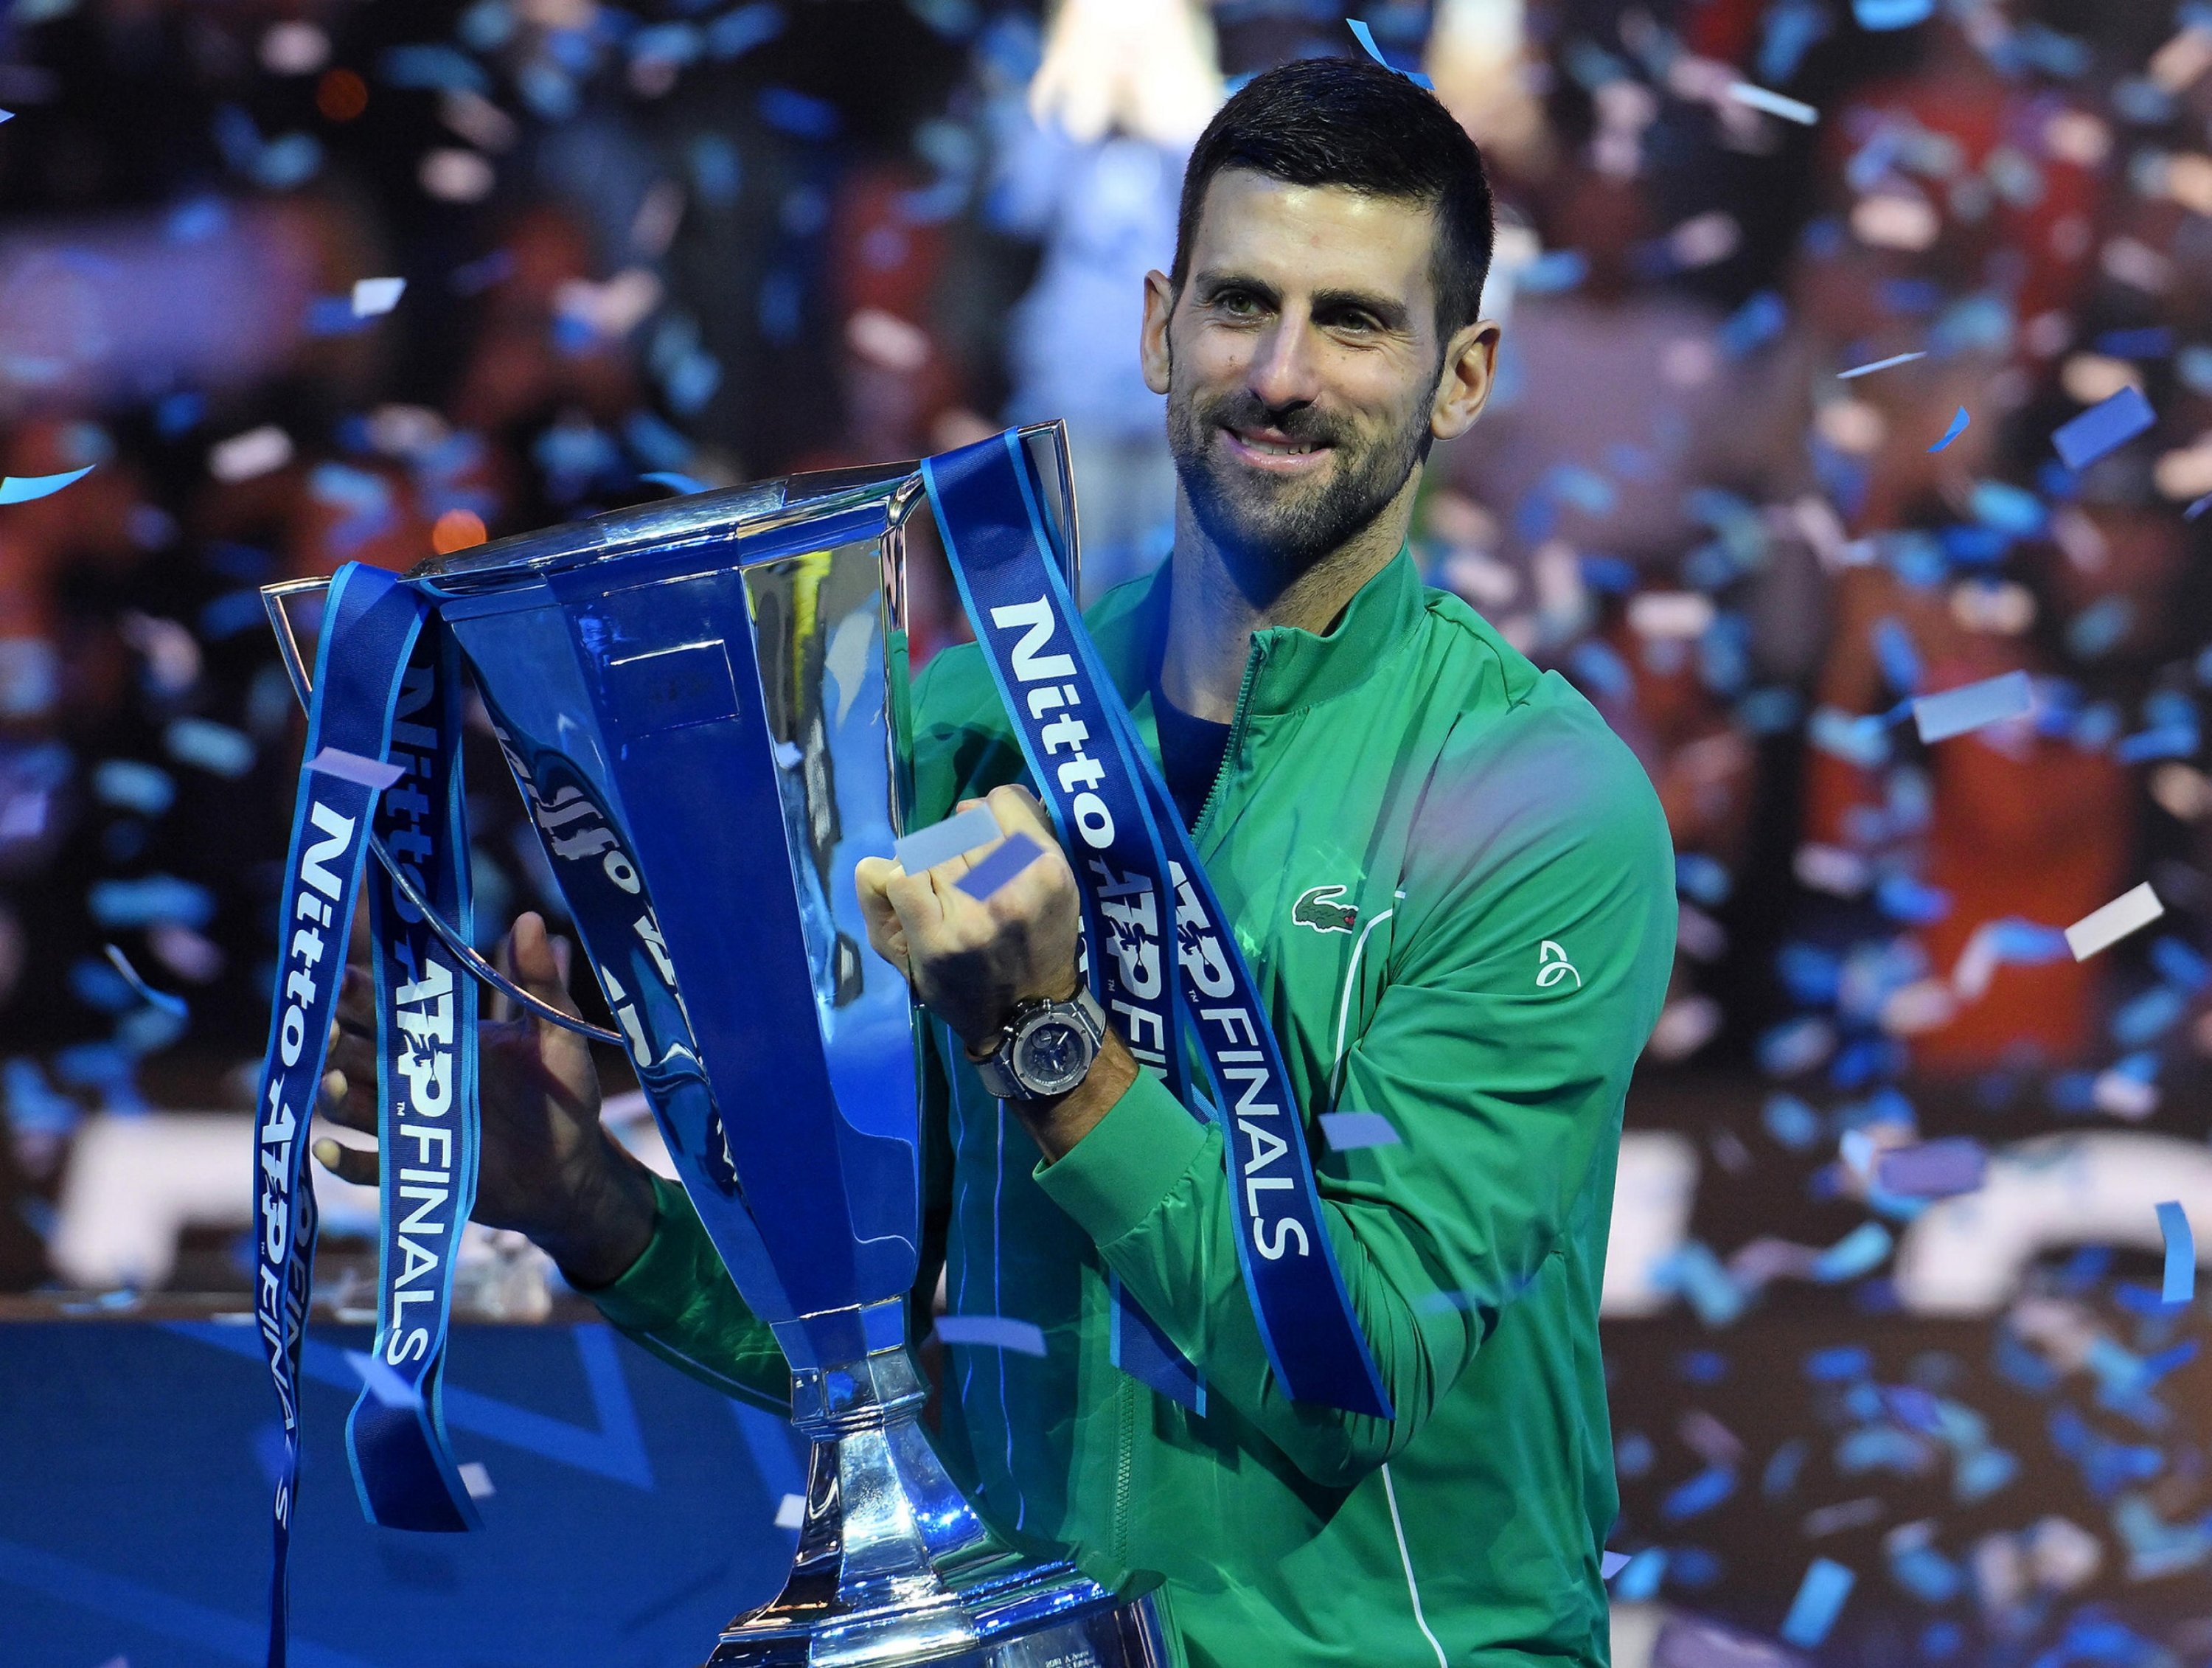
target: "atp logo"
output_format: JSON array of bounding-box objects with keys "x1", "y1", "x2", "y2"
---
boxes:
[
  {"x1": 1293, "y1": 885, "x2": 1359, "y2": 934},
  {"x1": 1537, "y1": 939, "x2": 1582, "y2": 989}
]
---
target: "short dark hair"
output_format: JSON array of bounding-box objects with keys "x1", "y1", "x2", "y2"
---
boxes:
[{"x1": 1169, "y1": 56, "x2": 1496, "y2": 342}]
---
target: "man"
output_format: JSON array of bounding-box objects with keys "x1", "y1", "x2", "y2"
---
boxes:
[{"x1": 317, "y1": 56, "x2": 1675, "y2": 1667}]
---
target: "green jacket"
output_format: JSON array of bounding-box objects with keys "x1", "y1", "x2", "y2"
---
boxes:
[{"x1": 591, "y1": 549, "x2": 1676, "y2": 1667}]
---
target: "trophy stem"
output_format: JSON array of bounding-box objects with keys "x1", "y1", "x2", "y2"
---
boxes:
[{"x1": 709, "y1": 1323, "x2": 1168, "y2": 1668}]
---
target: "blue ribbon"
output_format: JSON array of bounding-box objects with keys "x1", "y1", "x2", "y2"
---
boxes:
[
  {"x1": 347, "y1": 621, "x2": 484, "y2": 1534},
  {"x1": 253, "y1": 563, "x2": 430, "y2": 1665},
  {"x1": 921, "y1": 431, "x2": 1391, "y2": 1419}
]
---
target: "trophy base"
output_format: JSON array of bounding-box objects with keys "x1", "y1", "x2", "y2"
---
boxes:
[
  {"x1": 705, "y1": 1323, "x2": 1169, "y2": 1668},
  {"x1": 706, "y1": 1564, "x2": 1168, "y2": 1667}
]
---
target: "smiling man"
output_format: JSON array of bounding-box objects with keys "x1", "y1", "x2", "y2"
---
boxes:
[{"x1": 321, "y1": 53, "x2": 1675, "y2": 1668}]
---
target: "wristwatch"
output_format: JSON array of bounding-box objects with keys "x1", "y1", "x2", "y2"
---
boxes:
[{"x1": 967, "y1": 984, "x2": 1108, "y2": 1101}]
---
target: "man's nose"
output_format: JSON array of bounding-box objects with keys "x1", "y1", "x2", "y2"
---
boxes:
[{"x1": 1245, "y1": 313, "x2": 1324, "y2": 411}]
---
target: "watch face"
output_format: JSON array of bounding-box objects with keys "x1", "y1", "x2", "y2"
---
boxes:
[{"x1": 1015, "y1": 1018, "x2": 1091, "y2": 1095}]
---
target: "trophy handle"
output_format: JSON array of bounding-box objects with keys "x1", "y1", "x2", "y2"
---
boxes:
[{"x1": 260, "y1": 577, "x2": 627, "y2": 1049}]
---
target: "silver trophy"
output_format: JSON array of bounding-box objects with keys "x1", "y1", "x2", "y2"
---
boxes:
[{"x1": 264, "y1": 423, "x2": 1168, "y2": 1667}]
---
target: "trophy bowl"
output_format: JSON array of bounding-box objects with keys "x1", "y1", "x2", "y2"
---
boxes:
[{"x1": 264, "y1": 423, "x2": 1170, "y2": 1668}]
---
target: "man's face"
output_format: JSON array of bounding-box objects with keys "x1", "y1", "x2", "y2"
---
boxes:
[{"x1": 1143, "y1": 170, "x2": 1484, "y2": 588}]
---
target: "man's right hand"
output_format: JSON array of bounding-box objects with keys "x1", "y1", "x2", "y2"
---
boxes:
[{"x1": 311, "y1": 911, "x2": 658, "y2": 1290}]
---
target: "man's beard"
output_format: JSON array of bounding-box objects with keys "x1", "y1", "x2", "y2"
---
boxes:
[{"x1": 1165, "y1": 368, "x2": 1434, "y2": 597}]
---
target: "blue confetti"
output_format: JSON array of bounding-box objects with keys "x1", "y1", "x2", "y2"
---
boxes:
[
  {"x1": 102, "y1": 944, "x2": 189, "y2": 1018},
  {"x1": 1927, "y1": 407, "x2": 1970, "y2": 453},
  {"x1": 1812, "y1": 1223, "x2": 1893, "y2": 1283},
  {"x1": 0, "y1": 465, "x2": 94, "y2": 504},
  {"x1": 164, "y1": 717, "x2": 255, "y2": 779},
  {"x1": 1853, "y1": 0, "x2": 1933, "y2": 27},
  {"x1": 1780, "y1": 1557, "x2": 1855, "y2": 1648},
  {"x1": 1837, "y1": 349, "x2": 1924, "y2": 380},
  {"x1": 88, "y1": 875, "x2": 215, "y2": 931},
  {"x1": 640, "y1": 470, "x2": 706, "y2": 495},
  {"x1": 1345, "y1": 20, "x2": 1436, "y2": 88},
  {"x1": 956, "y1": 830, "x2": 1043, "y2": 901},
  {"x1": 1319, "y1": 1111, "x2": 1399, "y2": 1151},
  {"x1": 1877, "y1": 1139, "x2": 1986, "y2": 1199},
  {"x1": 1661, "y1": 1466, "x2": 1737, "y2": 1521},
  {"x1": 2052, "y1": 385, "x2": 2155, "y2": 471},
  {"x1": 1911, "y1": 670, "x2": 2034, "y2": 743},
  {"x1": 2157, "y1": 1202, "x2": 2194, "y2": 1306},
  {"x1": 934, "y1": 1314, "x2": 1048, "y2": 1355}
]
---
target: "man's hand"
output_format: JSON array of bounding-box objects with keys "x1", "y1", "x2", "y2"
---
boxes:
[
  {"x1": 855, "y1": 785, "x2": 1136, "y2": 1160},
  {"x1": 310, "y1": 911, "x2": 658, "y2": 1289},
  {"x1": 855, "y1": 785, "x2": 1085, "y2": 1052}
]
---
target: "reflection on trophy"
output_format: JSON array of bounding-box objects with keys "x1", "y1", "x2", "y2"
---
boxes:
[{"x1": 266, "y1": 422, "x2": 1166, "y2": 1667}]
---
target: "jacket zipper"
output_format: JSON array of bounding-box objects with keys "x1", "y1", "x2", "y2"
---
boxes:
[
  {"x1": 1110, "y1": 1372, "x2": 1137, "y2": 1566},
  {"x1": 1192, "y1": 638, "x2": 1266, "y2": 844}
]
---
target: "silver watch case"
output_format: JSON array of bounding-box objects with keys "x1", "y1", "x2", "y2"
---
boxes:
[{"x1": 973, "y1": 985, "x2": 1107, "y2": 1100}]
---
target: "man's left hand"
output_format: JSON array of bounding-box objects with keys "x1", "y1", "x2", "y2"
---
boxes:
[{"x1": 855, "y1": 784, "x2": 1085, "y2": 1054}]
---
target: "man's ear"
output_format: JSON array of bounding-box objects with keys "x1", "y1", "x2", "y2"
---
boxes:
[
  {"x1": 1431, "y1": 319, "x2": 1502, "y2": 443},
  {"x1": 1140, "y1": 268, "x2": 1176, "y2": 397}
]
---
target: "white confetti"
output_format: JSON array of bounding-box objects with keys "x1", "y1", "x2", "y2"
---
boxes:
[
  {"x1": 2065, "y1": 883, "x2": 2163, "y2": 962},
  {"x1": 351, "y1": 277, "x2": 406, "y2": 317},
  {"x1": 209, "y1": 425, "x2": 293, "y2": 484}
]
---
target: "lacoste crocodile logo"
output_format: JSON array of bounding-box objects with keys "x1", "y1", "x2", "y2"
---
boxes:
[{"x1": 1293, "y1": 885, "x2": 1359, "y2": 934}]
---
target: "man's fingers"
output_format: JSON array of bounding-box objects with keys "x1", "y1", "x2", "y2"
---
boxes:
[
  {"x1": 333, "y1": 964, "x2": 375, "y2": 1035},
  {"x1": 509, "y1": 911, "x2": 583, "y2": 1023},
  {"x1": 855, "y1": 856, "x2": 914, "y2": 980},
  {"x1": 316, "y1": 1066, "x2": 376, "y2": 1134},
  {"x1": 311, "y1": 1136, "x2": 380, "y2": 1188}
]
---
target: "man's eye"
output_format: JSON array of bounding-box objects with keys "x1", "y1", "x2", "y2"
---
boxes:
[{"x1": 1217, "y1": 292, "x2": 1259, "y2": 316}]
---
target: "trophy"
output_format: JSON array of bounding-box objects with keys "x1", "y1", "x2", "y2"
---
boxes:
[{"x1": 264, "y1": 423, "x2": 1169, "y2": 1667}]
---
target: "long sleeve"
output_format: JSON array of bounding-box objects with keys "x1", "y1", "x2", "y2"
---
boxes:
[
  {"x1": 1033, "y1": 704, "x2": 1677, "y2": 1488},
  {"x1": 585, "y1": 1174, "x2": 792, "y2": 1413}
]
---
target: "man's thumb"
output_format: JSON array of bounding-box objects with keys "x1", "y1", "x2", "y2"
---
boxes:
[{"x1": 509, "y1": 911, "x2": 582, "y2": 1019}]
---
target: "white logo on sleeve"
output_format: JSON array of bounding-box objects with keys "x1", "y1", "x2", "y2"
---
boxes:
[{"x1": 1537, "y1": 939, "x2": 1582, "y2": 989}]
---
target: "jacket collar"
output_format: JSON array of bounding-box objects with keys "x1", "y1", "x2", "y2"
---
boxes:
[{"x1": 1090, "y1": 543, "x2": 1426, "y2": 722}]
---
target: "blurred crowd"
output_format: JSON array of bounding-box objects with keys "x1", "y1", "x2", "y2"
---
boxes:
[{"x1": 0, "y1": 0, "x2": 2209, "y2": 1304}]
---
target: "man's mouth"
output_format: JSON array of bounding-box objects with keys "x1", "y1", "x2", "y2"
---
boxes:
[{"x1": 1220, "y1": 425, "x2": 1332, "y2": 473}]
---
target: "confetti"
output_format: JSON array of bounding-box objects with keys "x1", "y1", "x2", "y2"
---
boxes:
[
  {"x1": 1344, "y1": 21, "x2": 1435, "y2": 90},
  {"x1": 640, "y1": 470, "x2": 706, "y2": 494},
  {"x1": 774, "y1": 1492, "x2": 804, "y2": 1529},
  {"x1": 955, "y1": 830, "x2": 1044, "y2": 902},
  {"x1": 1811, "y1": 1222, "x2": 1891, "y2": 1283},
  {"x1": 1876, "y1": 1139, "x2": 1986, "y2": 1199},
  {"x1": 0, "y1": 465, "x2": 94, "y2": 504},
  {"x1": 344, "y1": 1348, "x2": 423, "y2": 1410},
  {"x1": 2052, "y1": 386, "x2": 2156, "y2": 471},
  {"x1": 1852, "y1": 0, "x2": 1933, "y2": 27},
  {"x1": 933, "y1": 1314, "x2": 1048, "y2": 1355},
  {"x1": 1780, "y1": 1557, "x2": 1855, "y2": 1648},
  {"x1": 2064, "y1": 883, "x2": 2164, "y2": 961},
  {"x1": 1318, "y1": 1111, "x2": 1399, "y2": 1151},
  {"x1": 305, "y1": 746, "x2": 404, "y2": 790},
  {"x1": 209, "y1": 425, "x2": 293, "y2": 483},
  {"x1": 1911, "y1": 670, "x2": 2034, "y2": 743},
  {"x1": 351, "y1": 276, "x2": 406, "y2": 316},
  {"x1": 1837, "y1": 350, "x2": 1925, "y2": 380},
  {"x1": 2157, "y1": 1202, "x2": 2194, "y2": 1305},
  {"x1": 1601, "y1": 1550, "x2": 1631, "y2": 1580},
  {"x1": 895, "y1": 804, "x2": 1006, "y2": 875},
  {"x1": 101, "y1": 945, "x2": 188, "y2": 1019},
  {"x1": 1927, "y1": 406, "x2": 1970, "y2": 453},
  {"x1": 457, "y1": 1461, "x2": 495, "y2": 1499},
  {"x1": 1724, "y1": 82, "x2": 1818, "y2": 125}
]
